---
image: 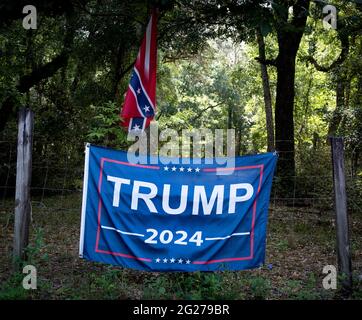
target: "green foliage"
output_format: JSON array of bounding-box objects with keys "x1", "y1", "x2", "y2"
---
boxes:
[
  {"x1": 0, "y1": 227, "x2": 50, "y2": 300},
  {"x1": 143, "y1": 271, "x2": 245, "y2": 300},
  {"x1": 0, "y1": 272, "x2": 29, "y2": 300},
  {"x1": 276, "y1": 239, "x2": 290, "y2": 252},
  {"x1": 1, "y1": 0, "x2": 361, "y2": 191},
  {"x1": 157, "y1": 40, "x2": 254, "y2": 155},
  {"x1": 25, "y1": 228, "x2": 49, "y2": 265},
  {"x1": 280, "y1": 274, "x2": 325, "y2": 300},
  {"x1": 248, "y1": 276, "x2": 271, "y2": 300},
  {"x1": 293, "y1": 274, "x2": 321, "y2": 300},
  {"x1": 143, "y1": 272, "x2": 222, "y2": 299},
  {"x1": 89, "y1": 268, "x2": 125, "y2": 299},
  {"x1": 87, "y1": 101, "x2": 129, "y2": 148},
  {"x1": 351, "y1": 274, "x2": 362, "y2": 299},
  {"x1": 143, "y1": 271, "x2": 276, "y2": 300}
]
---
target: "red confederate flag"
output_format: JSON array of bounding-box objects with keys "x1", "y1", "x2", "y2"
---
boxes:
[{"x1": 120, "y1": 10, "x2": 158, "y2": 132}]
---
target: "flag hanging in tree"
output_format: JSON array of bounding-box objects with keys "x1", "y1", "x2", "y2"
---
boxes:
[{"x1": 120, "y1": 10, "x2": 158, "y2": 132}]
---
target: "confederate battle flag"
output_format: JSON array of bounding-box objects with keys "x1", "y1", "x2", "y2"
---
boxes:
[{"x1": 120, "y1": 10, "x2": 158, "y2": 132}]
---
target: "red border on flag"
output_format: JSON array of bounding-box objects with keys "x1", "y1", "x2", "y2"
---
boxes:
[{"x1": 94, "y1": 158, "x2": 264, "y2": 265}]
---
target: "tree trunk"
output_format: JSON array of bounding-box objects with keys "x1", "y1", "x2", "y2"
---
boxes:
[
  {"x1": 273, "y1": 0, "x2": 310, "y2": 199},
  {"x1": 256, "y1": 29, "x2": 274, "y2": 152},
  {"x1": 227, "y1": 105, "x2": 233, "y2": 130},
  {"x1": 235, "y1": 127, "x2": 241, "y2": 156},
  {"x1": 275, "y1": 44, "x2": 297, "y2": 178},
  {"x1": 328, "y1": 78, "x2": 345, "y2": 137},
  {"x1": 274, "y1": 0, "x2": 310, "y2": 183},
  {"x1": 328, "y1": 73, "x2": 352, "y2": 138}
]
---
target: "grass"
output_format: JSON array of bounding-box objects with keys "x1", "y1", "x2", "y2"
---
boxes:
[{"x1": 0, "y1": 194, "x2": 361, "y2": 300}]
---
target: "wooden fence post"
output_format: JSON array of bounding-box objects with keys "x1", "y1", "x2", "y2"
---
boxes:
[
  {"x1": 330, "y1": 136, "x2": 352, "y2": 294},
  {"x1": 13, "y1": 108, "x2": 34, "y2": 269}
]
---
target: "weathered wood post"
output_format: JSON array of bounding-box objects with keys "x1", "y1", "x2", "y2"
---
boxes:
[
  {"x1": 13, "y1": 108, "x2": 34, "y2": 269},
  {"x1": 330, "y1": 136, "x2": 352, "y2": 294}
]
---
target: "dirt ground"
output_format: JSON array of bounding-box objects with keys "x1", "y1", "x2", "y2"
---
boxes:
[{"x1": 0, "y1": 194, "x2": 361, "y2": 300}]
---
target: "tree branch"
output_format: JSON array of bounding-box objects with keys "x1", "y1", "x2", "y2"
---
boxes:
[
  {"x1": 255, "y1": 56, "x2": 278, "y2": 67},
  {"x1": 19, "y1": 15, "x2": 75, "y2": 92},
  {"x1": 0, "y1": 8, "x2": 76, "y2": 132},
  {"x1": 191, "y1": 102, "x2": 223, "y2": 122},
  {"x1": 307, "y1": 34, "x2": 349, "y2": 72}
]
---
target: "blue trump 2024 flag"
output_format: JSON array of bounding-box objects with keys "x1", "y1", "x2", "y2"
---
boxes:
[{"x1": 79, "y1": 144, "x2": 277, "y2": 271}]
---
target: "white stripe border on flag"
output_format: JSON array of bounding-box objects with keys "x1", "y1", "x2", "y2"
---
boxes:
[
  {"x1": 144, "y1": 14, "x2": 152, "y2": 80},
  {"x1": 133, "y1": 67, "x2": 155, "y2": 110},
  {"x1": 79, "y1": 143, "x2": 90, "y2": 258}
]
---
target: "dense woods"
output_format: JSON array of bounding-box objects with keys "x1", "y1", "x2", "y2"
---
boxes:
[{"x1": 0, "y1": 0, "x2": 361, "y2": 188}]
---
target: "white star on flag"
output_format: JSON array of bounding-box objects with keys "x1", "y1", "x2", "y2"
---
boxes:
[
  {"x1": 187, "y1": 168, "x2": 192, "y2": 172},
  {"x1": 186, "y1": 259, "x2": 191, "y2": 264},
  {"x1": 170, "y1": 258, "x2": 175, "y2": 263},
  {"x1": 155, "y1": 258, "x2": 161, "y2": 263},
  {"x1": 171, "y1": 166, "x2": 177, "y2": 171},
  {"x1": 120, "y1": 10, "x2": 158, "y2": 133},
  {"x1": 163, "y1": 258, "x2": 168, "y2": 263},
  {"x1": 195, "y1": 168, "x2": 200, "y2": 172},
  {"x1": 178, "y1": 258, "x2": 183, "y2": 264},
  {"x1": 179, "y1": 167, "x2": 184, "y2": 172},
  {"x1": 164, "y1": 166, "x2": 169, "y2": 171},
  {"x1": 133, "y1": 124, "x2": 141, "y2": 131}
]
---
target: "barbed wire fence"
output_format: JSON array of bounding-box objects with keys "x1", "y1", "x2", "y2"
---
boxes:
[
  {"x1": 1, "y1": 136, "x2": 361, "y2": 277},
  {"x1": 1, "y1": 139, "x2": 361, "y2": 216}
]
